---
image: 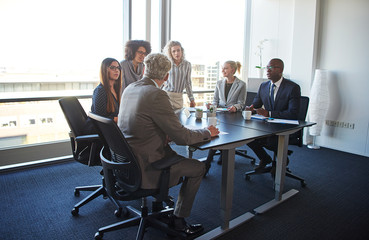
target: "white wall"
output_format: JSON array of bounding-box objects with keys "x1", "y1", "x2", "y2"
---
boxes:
[
  {"x1": 290, "y1": 0, "x2": 319, "y2": 96},
  {"x1": 315, "y1": 0, "x2": 369, "y2": 156},
  {"x1": 249, "y1": 0, "x2": 369, "y2": 157},
  {"x1": 249, "y1": 0, "x2": 294, "y2": 78}
]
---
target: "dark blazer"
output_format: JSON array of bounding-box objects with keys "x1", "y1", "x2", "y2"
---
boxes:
[
  {"x1": 252, "y1": 78, "x2": 301, "y2": 120},
  {"x1": 117, "y1": 77, "x2": 211, "y2": 189}
]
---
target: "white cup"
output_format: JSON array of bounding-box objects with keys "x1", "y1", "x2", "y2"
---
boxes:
[
  {"x1": 207, "y1": 117, "x2": 219, "y2": 127},
  {"x1": 242, "y1": 110, "x2": 252, "y2": 120}
]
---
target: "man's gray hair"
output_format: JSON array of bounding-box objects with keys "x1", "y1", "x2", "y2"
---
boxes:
[{"x1": 143, "y1": 53, "x2": 172, "y2": 80}]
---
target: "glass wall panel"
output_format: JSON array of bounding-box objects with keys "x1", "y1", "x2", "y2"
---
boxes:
[
  {"x1": 131, "y1": 0, "x2": 147, "y2": 40},
  {"x1": 171, "y1": 0, "x2": 245, "y2": 107},
  {"x1": 131, "y1": 0, "x2": 161, "y2": 52},
  {"x1": 0, "y1": 0, "x2": 124, "y2": 148},
  {"x1": 0, "y1": 99, "x2": 92, "y2": 149}
]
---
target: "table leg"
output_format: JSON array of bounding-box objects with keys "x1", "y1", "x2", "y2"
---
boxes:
[
  {"x1": 220, "y1": 148, "x2": 235, "y2": 230},
  {"x1": 187, "y1": 146, "x2": 195, "y2": 159},
  {"x1": 274, "y1": 134, "x2": 289, "y2": 200},
  {"x1": 254, "y1": 133, "x2": 299, "y2": 214}
]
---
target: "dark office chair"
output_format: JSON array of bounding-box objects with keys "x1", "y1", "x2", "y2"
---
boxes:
[
  {"x1": 244, "y1": 96, "x2": 310, "y2": 187},
  {"x1": 59, "y1": 97, "x2": 123, "y2": 217},
  {"x1": 88, "y1": 112, "x2": 187, "y2": 240},
  {"x1": 235, "y1": 91, "x2": 257, "y2": 164}
]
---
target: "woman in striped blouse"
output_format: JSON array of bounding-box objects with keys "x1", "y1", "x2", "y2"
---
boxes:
[{"x1": 162, "y1": 41, "x2": 196, "y2": 110}]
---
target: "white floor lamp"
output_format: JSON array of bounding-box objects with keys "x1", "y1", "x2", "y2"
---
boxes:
[{"x1": 308, "y1": 69, "x2": 329, "y2": 149}]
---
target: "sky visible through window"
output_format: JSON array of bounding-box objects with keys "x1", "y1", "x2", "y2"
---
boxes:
[
  {"x1": 171, "y1": 0, "x2": 245, "y2": 66},
  {"x1": 0, "y1": 0, "x2": 123, "y2": 75}
]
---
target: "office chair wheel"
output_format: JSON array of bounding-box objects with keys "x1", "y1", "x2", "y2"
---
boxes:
[
  {"x1": 74, "y1": 189, "x2": 80, "y2": 197},
  {"x1": 71, "y1": 207, "x2": 79, "y2": 216},
  {"x1": 301, "y1": 181, "x2": 306, "y2": 187},
  {"x1": 94, "y1": 232, "x2": 103, "y2": 240},
  {"x1": 245, "y1": 175, "x2": 251, "y2": 181}
]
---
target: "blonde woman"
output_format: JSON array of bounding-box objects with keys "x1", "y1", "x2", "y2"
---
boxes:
[
  {"x1": 211, "y1": 60, "x2": 246, "y2": 112},
  {"x1": 205, "y1": 60, "x2": 246, "y2": 175}
]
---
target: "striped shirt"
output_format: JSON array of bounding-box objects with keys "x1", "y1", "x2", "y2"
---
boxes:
[{"x1": 163, "y1": 59, "x2": 194, "y2": 101}]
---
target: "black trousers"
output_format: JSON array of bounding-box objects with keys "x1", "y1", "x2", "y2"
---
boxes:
[
  {"x1": 247, "y1": 136, "x2": 278, "y2": 164},
  {"x1": 204, "y1": 149, "x2": 219, "y2": 167}
]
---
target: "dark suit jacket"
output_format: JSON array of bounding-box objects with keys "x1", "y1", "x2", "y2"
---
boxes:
[
  {"x1": 252, "y1": 78, "x2": 301, "y2": 120},
  {"x1": 117, "y1": 77, "x2": 211, "y2": 189}
]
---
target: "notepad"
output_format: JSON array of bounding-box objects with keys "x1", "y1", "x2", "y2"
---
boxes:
[
  {"x1": 251, "y1": 114, "x2": 268, "y2": 120},
  {"x1": 266, "y1": 119, "x2": 299, "y2": 125}
]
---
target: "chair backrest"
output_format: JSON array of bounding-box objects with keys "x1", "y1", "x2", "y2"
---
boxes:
[
  {"x1": 59, "y1": 97, "x2": 102, "y2": 165},
  {"x1": 59, "y1": 97, "x2": 88, "y2": 137},
  {"x1": 88, "y1": 112, "x2": 141, "y2": 194},
  {"x1": 245, "y1": 91, "x2": 257, "y2": 107},
  {"x1": 298, "y1": 96, "x2": 309, "y2": 121},
  {"x1": 290, "y1": 96, "x2": 309, "y2": 147}
]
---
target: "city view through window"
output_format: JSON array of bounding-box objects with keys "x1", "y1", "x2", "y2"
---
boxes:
[{"x1": 0, "y1": 0, "x2": 246, "y2": 149}]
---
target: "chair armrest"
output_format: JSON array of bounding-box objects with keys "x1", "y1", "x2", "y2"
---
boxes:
[
  {"x1": 75, "y1": 134, "x2": 100, "y2": 143},
  {"x1": 151, "y1": 155, "x2": 185, "y2": 170}
]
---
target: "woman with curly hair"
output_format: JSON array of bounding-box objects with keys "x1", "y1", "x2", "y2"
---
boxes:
[
  {"x1": 162, "y1": 40, "x2": 196, "y2": 110},
  {"x1": 120, "y1": 40, "x2": 152, "y2": 93}
]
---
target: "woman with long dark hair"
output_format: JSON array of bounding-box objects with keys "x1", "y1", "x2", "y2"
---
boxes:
[{"x1": 91, "y1": 57, "x2": 122, "y2": 123}]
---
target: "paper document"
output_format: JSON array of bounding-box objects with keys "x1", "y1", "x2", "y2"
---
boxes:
[
  {"x1": 251, "y1": 114, "x2": 268, "y2": 120},
  {"x1": 183, "y1": 108, "x2": 191, "y2": 118},
  {"x1": 216, "y1": 108, "x2": 228, "y2": 112},
  {"x1": 187, "y1": 107, "x2": 207, "y2": 112},
  {"x1": 184, "y1": 125, "x2": 228, "y2": 135},
  {"x1": 266, "y1": 119, "x2": 299, "y2": 125}
]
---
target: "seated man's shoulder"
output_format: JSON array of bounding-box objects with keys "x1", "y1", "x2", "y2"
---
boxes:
[{"x1": 284, "y1": 78, "x2": 300, "y2": 86}]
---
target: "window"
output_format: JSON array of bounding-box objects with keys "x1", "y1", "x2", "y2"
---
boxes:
[
  {"x1": 171, "y1": 0, "x2": 246, "y2": 107},
  {"x1": 131, "y1": 0, "x2": 161, "y2": 52},
  {"x1": 0, "y1": 0, "x2": 124, "y2": 149}
]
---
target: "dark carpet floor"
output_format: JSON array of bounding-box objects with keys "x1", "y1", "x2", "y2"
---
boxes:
[{"x1": 1, "y1": 145, "x2": 369, "y2": 240}]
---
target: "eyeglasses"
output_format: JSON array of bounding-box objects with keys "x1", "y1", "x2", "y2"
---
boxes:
[
  {"x1": 266, "y1": 66, "x2": 280, "y2": 70},
  {"x1": 136, "y1": 50, "x2": 148, "y2": 56},
  {"x1": 108, "y1": 66, "x2": 122, "y2": 71}
]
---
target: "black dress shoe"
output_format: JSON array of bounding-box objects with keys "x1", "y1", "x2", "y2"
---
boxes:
[
  {"x1": 254, "y1": 158, "x2": 272, "y2": 171},
  {"x1": 255, "y1": 159, "x2": 272, "y2": 170},
  {"x1": 172, "y1": 217, "x2": 204, "y2": 235}
]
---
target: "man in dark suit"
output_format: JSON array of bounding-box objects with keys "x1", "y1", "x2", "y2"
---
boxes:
[
  {"x1": 118, "y1": 53, "x2": 219, "y2": 235},
  {"x1": 246, "y1": 58, "x2": 301, "y2": 170}
]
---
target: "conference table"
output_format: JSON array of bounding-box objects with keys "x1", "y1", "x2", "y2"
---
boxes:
[{"x1": 178, "y1": 110, "x2": 314, "y2": 239}]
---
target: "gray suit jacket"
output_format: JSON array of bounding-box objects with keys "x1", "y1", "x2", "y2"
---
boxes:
[
  {"x1": 212, "y1": 77, "x2": 246, "y2": 111},
  {"x1": 117, "y1": 77, "x2": 211, "y2": 189}
]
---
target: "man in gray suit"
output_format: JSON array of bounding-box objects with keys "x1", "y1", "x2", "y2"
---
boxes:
[{"x1": 117, "y1": 53, "x2": 219, "y2": 235}]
